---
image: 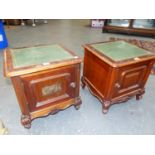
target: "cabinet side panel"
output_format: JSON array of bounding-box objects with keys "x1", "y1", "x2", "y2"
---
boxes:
[
  {"x1": 11, "y1": 77, "x2": 30, "y2": 115},
  {"x1": 83, "y1": 49, "x2": 110, "y2": 96}
]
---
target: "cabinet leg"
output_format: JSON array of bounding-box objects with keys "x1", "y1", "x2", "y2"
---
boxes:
[
  {"x1": 136, "y1": 90, "x2": 145, "y2": 100},
  {"x1": 74, "y1": 96, "x2": 82, "y2": 110},
  {"x1": 102, "y1": 108, "x2": 109, "y2": 114},
  {"x1": 136, "y1": 94, "x2": 143, "y2": 100},
  {"x1": 74, "y1": 104, "x2": 81, "y2": 110},
  {"x1": 21, "y1": 115, "x2": 31, "y2": 129},
  {"x1": 102, "y1": 101, "x2": 111, "y2": 114},
  {"x1": 81, "y1": 76, "x2": 86, "y2": 89}
]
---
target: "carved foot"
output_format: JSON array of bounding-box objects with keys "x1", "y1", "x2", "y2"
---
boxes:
[
  {"x1": 74, "y1": 104, "x2": 81, "y2": 110},
  {"x1": 21, "y1": 115, "x2": 31, "y2": 129},
  {"x1": 81, "y1": 76, "x2": 86, "y2": 89},
  {"x1": 102, "y1": 108, "x2": 108, "y2": 114},
  {"x1": 136, "y1": 94, "x2": 143, "y2": 100},
  {"x1": 74, "y1": 96, "x2": 82, "y2": 110},
  {"x1": 102, "y1": 101, "x2": 111, "y2": 114},
  {"x1": 24, "y1": 123, "x2": 31, "y2": 129},
  {"x1": 136, "y1": 90, "x2": 145, "y2": 100},
  {"x1": 81, "y1": 82, "x2": 86, "y2": 89}
]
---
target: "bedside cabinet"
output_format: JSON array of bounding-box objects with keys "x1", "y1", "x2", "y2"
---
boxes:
[
  {"x1": 3, "y1": 44, "x2": 82, "y2": 128},
  {"x1": 81, "y1": 41, "x2": 155, "y2": 113}
]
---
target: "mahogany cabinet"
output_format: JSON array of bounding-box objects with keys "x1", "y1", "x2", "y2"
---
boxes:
[
  {"x1": 3, "y1": 44, "x2": 82, "y2": 128},
  {"x1": 81, "y1": 41, "x2": 155, "y2": 113}
]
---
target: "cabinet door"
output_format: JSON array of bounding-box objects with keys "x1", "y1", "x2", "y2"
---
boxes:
[
  {"x1": 21, "y1": 65, "x2": 79, "y2": 112},
  {"x1": 112, "y1": 61, "x2": 150, "y2": 98}
]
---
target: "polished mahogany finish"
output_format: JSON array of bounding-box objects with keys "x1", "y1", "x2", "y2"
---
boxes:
[
  {"x1": 3, "y1": 44, "x2": 82, "y2": 128},
  {"x1": 81, "y1": 41, "x2": 155, "y2": 113}
]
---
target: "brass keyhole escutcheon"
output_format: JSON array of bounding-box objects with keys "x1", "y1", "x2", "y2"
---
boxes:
[{"x1": 115, "y1": 83, "x2": 121, "y2": 88}]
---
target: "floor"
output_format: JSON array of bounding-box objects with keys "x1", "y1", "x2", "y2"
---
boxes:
[{"x1": 0, "y1": 19, "x2": 155, "y2": 134}]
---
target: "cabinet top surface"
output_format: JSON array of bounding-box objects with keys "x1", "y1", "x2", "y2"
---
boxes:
[
  {"x1": 4, "y1": 44, "x2": 82, "y2": 77},
  {"x1": 91, "y1": 41, "x2": 153, "y2": 61},
  {"x1": 10, "y1": 44, "x2": 75, "y2": 68}
]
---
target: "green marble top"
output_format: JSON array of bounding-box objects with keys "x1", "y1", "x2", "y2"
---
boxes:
[
  {"x1": 91, "y1": 41, "x2": 152, "y2": 61},
  {"x1": 11, "y1": 45, "x2": 74, "y2": 68}
]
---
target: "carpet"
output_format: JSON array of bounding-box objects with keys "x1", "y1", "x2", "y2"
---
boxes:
[{"x1": 109, "y1": 38, "x2": 155, "y2": 74}]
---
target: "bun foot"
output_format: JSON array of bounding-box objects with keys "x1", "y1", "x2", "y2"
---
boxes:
[
  {"x1": 81, "y1": 76, "x2": 86, "y2": 89},
  {"x1": 74, "y1": 96, "x2": 82, "y2": 110},
  {"x1": 74, "y1": 104, "x2": 81, "y2": 110},
  {"x1": 136, "y1": 90, "x2": 145, "y2": 100},
  {"x1": 21, "y1": 115, "x2": 31, "y2": 129},
  {"x1": 24, "y1": 123, "x2": 31, "y2": 129},
  {"x1": 81, "y1": 82, "x2": 86, "y2": 89},
  {"x1": 102, "y1": 108, "x2": 108, "y2": 114},
  {"x1": 102, "y1": 101, "x2": 110, "y2": 114},
  {"x1": 136, "y1": 94, "x2": 143, "y2": 100}
]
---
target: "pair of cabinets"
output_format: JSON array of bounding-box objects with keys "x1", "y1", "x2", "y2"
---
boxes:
[{"x1": 4, "y1": 42, "x2": 155, "y2": 128}]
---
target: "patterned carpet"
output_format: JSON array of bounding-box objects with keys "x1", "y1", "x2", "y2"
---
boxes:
[{"x1": 110, "y1": 38, "x2": 155, "y2": 74}]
